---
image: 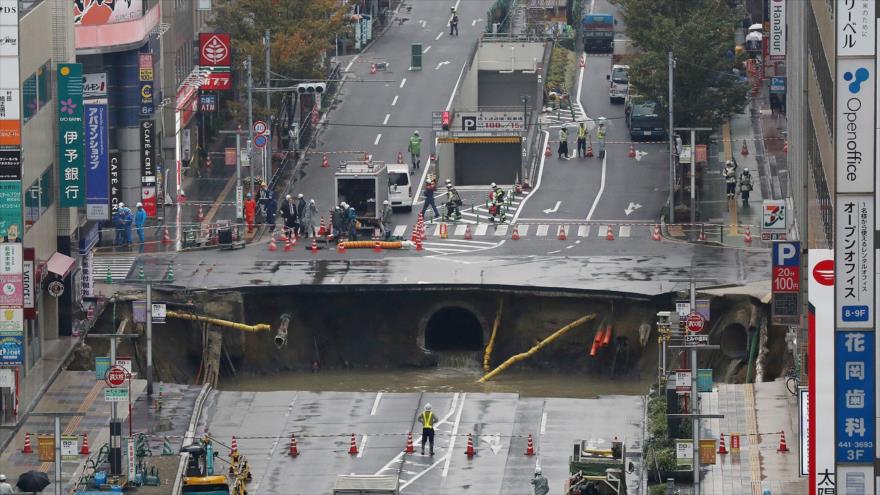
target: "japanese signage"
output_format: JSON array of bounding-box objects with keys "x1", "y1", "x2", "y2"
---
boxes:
[
  {"x1": 0, "y1": 180, "x2": 21, "y2": 242},
  {"x1": 0, "y1": 334, "x2": 21, "y2": 365},
  {"x1": 761, "y1": 199, "x2": 787, "y2": 240},
  {"x1": 104, "y1": 387, "x2": 129, "y2": 402},
  {"x1": 769, "y1": 77, "x2": 786, "y2": 94},
  {"x1": 74, "y1": 0, "x2": 143, "y2": 25},
  {"x1": 95, "y1": 356, "x2": 111, "y2": 380},
  {"x1": 674, "y1": 370, "x2": 691, "y2": 391},
  {"x1": 109, "y1": 150, "x2": 121, "y2": 213},
  {"x1": 0, "y1": 307, "x2": 22, "y2": 335},
  {"x1": 138, "y1": 53, "x2": 153, "y2": 116},
  {"x1": 675, "y1": 440, "x2": 693, "y2": 468},
  {"x1": 0, "y1": 88, "x2": 18, "y2": 120},
  {"x1": 200, "y1": 94, "x2": 217, "y2": 112},
  {"x1": 834, "y1": 196, "x2": 873, "y2": 327},
  {"x1": 140, "y1": 120, "x2": 156, "y2": 217},
  {"x1": 150, "y1": 303, "x2": 166, "y2": 324},
  {"x1": 81, "y1": 249, "x2": 93, "y2": 297},
  {"x1": 60, "y1": 436, "x2": 78, "y2": 461},
  {"x1": 0, "y1": 243, "x2": 20, "y2": 307},
  {"x1": 836, "y1": 0, "x2": 875, "y2": 56},
  {"x1": 84, "y1": 100, "x2": 109, "y2": 220},
  {"x1": 835, "y1": 331, "x2": 874, "y2": 463},
  {"x1": 835, "y1": 58, "x2": 874, "y2": 193},
  {"x1": 82, "y1": 72, "x2": 107, "y2": 98},
  {"x1": 201, "y1": 71, "x2": 232, "y2": 91},
  {"x1": 772, "y1": 241, "x2": 800, "y2": 320},
  {"x1": 460, "y1": 111, "x2": 524, "y2": 131},
  {"x1": 21, "y1": 249, "x2": 33, "y2": 319},
  {"x1": 57, "y1": 63, "x2": 85, "y2": 207},
  {"x1": 199, "y1": 33, "x2": 231, "y2": 66},
  {"x1": 768, "y1": 0, "x2": 784, "y2": 60},
  {"x1": 0, "y1": 0, "x2": 20, "y2": 151},
  {"x1": 809, "y1": 250, "x2": 835, "y2": 494},
  {"x1": 0, "y1": 149, "x2": 20, "y2": 180}
]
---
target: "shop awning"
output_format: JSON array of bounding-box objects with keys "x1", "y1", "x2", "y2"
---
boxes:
[{"x1": 47, "y1": 252, "x2": 75, "y2": 279}]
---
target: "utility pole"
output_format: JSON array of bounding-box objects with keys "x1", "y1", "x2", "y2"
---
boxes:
[
  {"x1": 146, "y1": 282, "x2": 153, "y2": 396},
  {"x1": 674, "y1": 127, "x2": 712, "y2": 239},
  {"x1": 689, "y1": 279, "x2": 699, "y2": 495},
  {"x1": 264, "y1": 30, "x2": 271, "y2": 111},
  {"x1": 220, "y1": 128, "x2": 247, "y2": 220},
  {"x1": 667, "y1": 52, "x2": 675, "y2": 224},
  {"x1": 246, "y1": 55, "x2": 255, "y2": 197}
]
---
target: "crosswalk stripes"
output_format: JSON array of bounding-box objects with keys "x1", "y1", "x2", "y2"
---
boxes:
[
  {"x1": 619, "y1": 225, "x2": 631, "y2": 238},
  {"x1": 92, "y1": 256, "x2": 136, "y2": 283},
  {"x1": 577, "y1": 225, "x2": 590, "y2": 237},
  {"x1": 474, "y1": 224, "x2": 488, "y2": 236},
  {"x1": 393, "y1": 223, "x2": 647, "y2": 243},
  {"x1": 392, "y1": 225, "x2": 407, "y2": 238},
  {"x1": 453, "y1": 224, "x2": 467, "y2": 236},
  {"x1": 495, "y1": 224, "x2": 508, "y2": 236},
  {"x1": 536, "y1": 224, "x2": 549, "y2": 237}
]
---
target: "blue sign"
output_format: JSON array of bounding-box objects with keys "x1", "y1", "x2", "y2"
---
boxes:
[
  {"x1": 84, "y1": 101, "x2": 109, "y2": 220},
  {"x1": 253, "y1": 134, "x2": 268, "y2": 148},
  {"x1": 769, "y1": 77, "x2": 786, "y2": 94},
  {"x1": 772, "y1": 241, "x2": 800, "y2": 266},
  {"x1": 835, "y1": 331, "x2": 875, "y2": 463},
  {"x1": 842, "y1": 306, "x2": 870, "y2": 322},
  {"x1": 0, "y1": 335, "x2": 23, "y2": 365},
  {"x1": 95, "y1": 356, "x2": 111, "y2": 380}
]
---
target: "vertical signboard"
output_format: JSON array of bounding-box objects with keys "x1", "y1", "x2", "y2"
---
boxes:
[
  {"x1": 835, "y1": 196, "x2": 874, "y2": 327},
  {"x1": 836, "y1": 57, "x2": 875, "y2": 193},
  {"x1": 84, "y1": 100, "x2": 109, "y2": 220},
  {"x1": 835, "y1": 331, "x2": 875, "y2": 463},
  {"x1": 57, "y1": 63, "x2": 85, "y2": 207},
  {"x1": 0, "y1": 243, "x2": 21, "y2": 306},
  {"x1": 772, "y1": 241, "x2": 801, "y2": 320},
  {"x1": 768, "y1": 0, "x2": 785, "y2": 60},
  {"x1": 139, "y1": 120, "x2": 156, "y2": 217},
  {"x1": 0, "y1": 180, "x2": 21, "y2": 242},
  {"x1": 810, "y1": 250, "x2": 835, "y2": 494},
  {"x1": 138, "y1": 53, "x2": 154, "y2": 117},
  {"x1": 109, "y1": 150, "x2": 121, "y2": 214},
  {"x1": 0, "y1": 0, "x2": 20, "y2": 149},
  {"x1": 21, "y1": 248, "x2": 33, "y2": 319}
]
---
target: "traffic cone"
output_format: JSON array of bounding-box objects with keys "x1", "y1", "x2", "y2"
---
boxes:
[
  {"x1": 557, "y1": 225, "x2": 567, "y2": 241},
  {"x1": 363, "y1": 151, "x2": 369, "y2": 162},
  {"x1": 783, "y1": 139, "x2": 788, "y2": 153},
  {"x1": 717, "y1": 433, "x2": 728, "y2": 455},
  {"x1": 373, "y1": 241, "x2": 382, "y2": 253},
  {"x1": 411, "y1": 224, "x2": 419, "y2": 242},
  {"x1": 524, "y1": 434, "x2": 536, "y2": 456},
  {"x1": 80, "y1": 432, "x2": 90, "y2": 455},
  {"x1": 464, "y1": 433, "x2": 475, "y2": 458},
  {"x1": 602, "y1": 325, "x2": 612, "y2": 346},
  {"x1": 231, "y1": 436, "x2": 238, "y2": 455},
  {"x1": 652, "y1": 224, "x2": 661, "y2": 241},
  {"x1": 699, "y1": 226, "x2": 708, "y2": 241},
  {"x1": 405, "y1": 432, "x2": 415, "y2": 454},
  {"x1": 579, "y1": 55, "x2": 585, "y2": 68},
  {"x1": 464, "y1": 225, "x2": 473, "y2": 240},
  {"x1": 162, "y1": 227, "x2": 172, "y2": 244},
  {"x1": 268, "y1": 235, "x2": 278, "y2": 251},
  {"x1": 289, "y1": 433, "x2": 299, "y2": 457},
  {"x1": 317, "y1": 217, "x2": 326, "y2": 236},
  {"x1": 586, "y1": 144, "x2": 593, "y2": 158},
  {"x1": 349, "y1": 433, "x2": 359, "y2": 455},
  {"x1": 322, "y1": 153, "x2": 329, "y2": 168},
  {"x1": 311, "y1": 238, "x2": 318, "y2": 254},
  {"x1": 284, "y1": 237, "x2": 292, "y2": 252},
  {"x1": 415, "y1": 233, "x2": 424, "y2": 251},
  {"x1": 777, "y1": 431, "x2": 789, "y2": 452},
  {"x1": 606, "y1": 225, "x2": 615, "y2": 241},
  {"x1": 197, "y1": 205, "x2": 204, "y2": 222},
  {"x1": 22, "y1": 432, "x2": 33, "y2": 454},
  {"x1": 370, "y1": 63, "x2": 377, "y2": 74},
  {"x1": 744, "y1": 226, "x2": 752, "y2": 244},
  {"x1": 511, "y1": 225, "x2": 520, "y2": 240},
  {"x1": 397, "y1": 151, "x2": 404, "y2": 164},
  {"x1": 628, "y1": 144, "x2": 636, "y2": 158},
  {"x1": 741, "y1": 140, "x2": 749, "y2": 156},
  {"x1": 440, "y1": 223, "x2": 448, "y2": 239},
  {"x1": 545, "y1": 145, "x2": 551, "y2": 157}
]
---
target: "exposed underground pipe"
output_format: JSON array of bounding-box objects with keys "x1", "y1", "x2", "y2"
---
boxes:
[{"x1": 275, "y1": 313, "x2": 291, "y2": 349}]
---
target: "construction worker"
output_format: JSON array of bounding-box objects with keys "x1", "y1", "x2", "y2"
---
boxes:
[
  {"x1": 421, "y1": 178, "x2": 439, "y2": 218},
  {"x1": 119, "y1": 203, "x2": 134, "y2": 246},
  {"x1": 135, "y1": 202, "x2": 147, "y2": 243},
  {"x1": 723, "y1": 160, "x2": 738, "y2": 199},
  {"x1": 265, "y1": 192, "x2": 277, "y2": 232},
  {"x1": 419, "y1": 403, "x2": 435, "y2": 455},
  {"x1": 596, "y1": 117, "x2": 607, "y2": 159},
  {"x1": 576, "y1": 122, "x2": 588, "y2": 158},
  {"x1": 739, "y1": 167, "x2": 754, "y2": 205},
  {"x1": 409, "y1": 130, "x2": 422, "y2": 169},
  {"x1": 244, "y1": 193, "x2": 257, "y2": 233},
  {"x1": 531, "y1": 467, "x2": 549, "y2": 495},
  {"x1": 331, "y1": 204, "x2": 344, "y2": 239},
  {"x1": 444, "y1": 179, "x2": 462, "y2": 221},
  {"x1": 450, "y1": 7, "x2": 459, "y2": 36},
  {"x1": 380, "y1": 199, "x2": 393, "y2": 240},
  {"x1": 0, "y1": 475, "x2": 11, "y2": 494},
  {"x1": 346, "y1": 203, "x2": 358, "y2": 240},
  {"x1": 557, "y1": 126, "x2": 569, "y2": 159}
]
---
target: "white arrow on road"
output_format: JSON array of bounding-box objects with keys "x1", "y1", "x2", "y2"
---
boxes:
[
  {"x1": 434, "y1": 61, "x2": 451, "y2": 70},
  {"x1": 543, "y1": 201, "x2": 561, "y2": 214},
  {"x1": 480, "y1": 434, "x2": 503, "y2": 455},
  {"x1": 471, "y1": 18, "x2": 484, "y2": 26},
  {"x1": 624, "y1": 202, "x2": 642, "y2": 215}
]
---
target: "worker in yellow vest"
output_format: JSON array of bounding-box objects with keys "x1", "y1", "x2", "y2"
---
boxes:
[
  {"x1": 419, "y1": 403, "x2": 435, "y2": 455},
  {"x1": 576, "y1": 122, "x2": 588, "y2": 158},
  {"x1": 596, "y1": 117, "x2": 607, "y2": 159}
]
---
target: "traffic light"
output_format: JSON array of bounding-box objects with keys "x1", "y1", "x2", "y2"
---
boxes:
[
  {"x1": 297, "y1": 83, "x2": 326, "y2": 95},
  {"x1": 441, "y1": 111, "x2": 450, "y2": 130}
]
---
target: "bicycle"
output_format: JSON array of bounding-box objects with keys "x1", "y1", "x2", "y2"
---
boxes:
[{"x1": 784, "y1": 361, "x2": 800, "y2": 396}]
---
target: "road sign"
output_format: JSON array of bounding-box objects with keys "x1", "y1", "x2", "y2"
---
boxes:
[
  {"x1": 685, "y1": 312, "x2": 705, "y2": 333},
  {"x1": 253, "y1": 134, "x2": 268, "y2": 148},
  {"x1": 104, "y1": 387, "x2": 129, "y2": 402},
  {"x1": 61, "y1": 436, "x2": 79, "y2": 461},
  {"x1": 675, "y1": 370, "x2": 692, "y2": 391},
  {"x1": 105, "y1": 365, "x2": 127, "y2": 387},
  {"x1": 95, "y1": 356, "x2": 111, "y2": 380},
  {"x1": 115, "y1": 357, "x2": 132, "y2": 374},
  {"x1": 772, "y1": 241, "x2": 800, "y2": 321},
  {"x1": 685, "y1": 334, "x2": 709, "y2": 346},
  {"x1": 253, "y1": 120, "x2": 268, "y2": 135},
  {"x1": 151, "y1": 303, "x2": 166, "y2": 324}
]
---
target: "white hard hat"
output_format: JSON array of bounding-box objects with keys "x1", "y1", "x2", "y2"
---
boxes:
[
  {"x1": 413, "y1": 130, "x2": 420, "y2": 135},
  {"x1": 286, "y1": 194, "x2": 292, "y2": 199},
  {"x1": 136, "y1": 202, "x2": 143, "y2": 207},
  {"x1": 310, "y1": 199, "x2": 315, "y2": 204},
  {"x1": 445, "y1": 179, "x2": 452, "y2": 185},
  {"x1": 118, "y1": 202, "x2": 125, "y2": 208},
  {"x1": 424, "y1": 403, "x2": 432, "y2": 411},
  {"x1": 383, "y1": 200, "x2": 389, "y2": 205},
  {"x1": 535, "y1": 467, "x2": 542, "y2": 475},
  {"x1": 0, "y1": 474, "x2": 6, "y2": 481},
  {"x1": 744, "y1": 168, "x2": 749, "y2": 172},
  {"x1": 490, "y1": 182, "x2": 496, "y2": 188},
  {"x1": 297, "y1": 193, "x2": 304, "y2": 199}
]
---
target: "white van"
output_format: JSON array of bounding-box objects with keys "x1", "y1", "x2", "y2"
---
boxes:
[
  {"x1": 386, "y1": 163, "x2": 413, "y2": 212},
  {"x1": 607, "y1": 64, "x2": 630, "y2": 103}
]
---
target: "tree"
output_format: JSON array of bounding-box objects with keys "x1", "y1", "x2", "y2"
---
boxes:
[
  {"x1": 210, "y1": 0, "x2": 350, "y2": 122},
  {"x1": 614, "y1": 0, "x2": 749, "y2": 127}
]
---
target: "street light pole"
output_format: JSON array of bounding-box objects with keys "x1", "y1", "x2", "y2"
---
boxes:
[
  {"x1": 668, "y1": 51, "x2": 675, "y2": 224},
  {"x1": 674, "y1": 127, "x2": 712, "y2": 240},
  {"x1": 247, "y1": 56, "x2": 255, "y2": 198},
  {"x1": 264, "y1": 30, "x2": 271, "y2": 112},
  {"x1": 689, "y1": 279, "x2": 700, "y2": 495},
  {"x1": 146, "y1": 282, "x2": 153, "y2": 396}
]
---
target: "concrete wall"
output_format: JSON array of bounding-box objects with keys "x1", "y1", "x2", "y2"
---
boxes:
[{"x1": 475, "y1": 42, "x2": 544, "y2": 72}]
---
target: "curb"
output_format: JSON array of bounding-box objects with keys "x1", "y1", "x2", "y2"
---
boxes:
[{"x1": 172, "y1": 383, "x2": 212, "y2": 495}]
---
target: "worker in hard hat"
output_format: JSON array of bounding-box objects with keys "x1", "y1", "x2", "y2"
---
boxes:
[
  {"x1": 0, "y1": 474, "x2": 13, "y2": 494},
  {"x1": 409, "y1": 130, "x2": 423, "y2": 170},
  {"x1": 531, "y1": 467, "x2": 549, "y2": 495},
  {"x1": 244, "y1": 193, "x2": 257, "y2": 234},
  {"x1": 135, "y1": 202, "x2": 147, "y2": 244},
  {"x1": 596, "y1": 117, "x2": 607, "y2": 159},
  {"x1": 419, "y1": 403, "x2": 435, "y2": 455},
  {"x1": 380, "y1": 199, "x2": 393, "y2": 240}
]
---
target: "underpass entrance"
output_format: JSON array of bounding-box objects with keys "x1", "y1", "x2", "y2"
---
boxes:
[{"x1": 453, "y1": 142, "x2": 522, "y2": 185}]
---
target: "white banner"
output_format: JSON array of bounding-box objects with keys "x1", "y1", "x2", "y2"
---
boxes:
[
  {"x1": 809, "y1": 250, "x2": 835, "y2": 494},
  {"x1": 769, "y1": 0, "x2": 785, "y2": 60},
  {"x1": 836, "y1": 0, "x2": 876, "y2": 57},
  {"x1": 835, "y1": 195, "x2": 874, "y2": 328},
  {"x1": 836, "y1": 58, "x2": 875, "y2": 193}
]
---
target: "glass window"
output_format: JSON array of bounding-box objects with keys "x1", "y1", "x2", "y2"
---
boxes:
[
  {"x1": 22, "y1": 75, "x2": 36, "y2": 122},
  {"x1": 25, "y1": 180, "x2": 39, "y2": 229},
  {"x1": 39, "y1": 167, "x2": 53, "y2": 215},
  {"x1": 37, "y1": 62, "x2": 51, "y2": 110}
]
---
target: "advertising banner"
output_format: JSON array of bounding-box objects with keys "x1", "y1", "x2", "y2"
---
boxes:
[
  {"x1": 22, "y1": 248, "x2": 33, "y2": 319},
  {"x1": 768, "y1": 0, "x2": 784, "y2": 60},
  {"x1": 140, "y1": 120, "x2": 156, "y2": 217},
  {"x1": 138, "y1": 53, "x2": 153, "y2": 116},
  {"x1": 109, "y1": 150, "x2": 121, "y2": 213},
  {"x1": 836, "y1": 0, "x2": 875, "y2": 57},
  {"x1": 0, "y1": 0, "x2": 20, "y2": 150},
  {"x1": 0, "y1": 334, "x2": 22, "y2": 365},
  {"x1": 82, "y1": 72, "x2": 107, "y2": 98},
  {"x1": 835, "y1": 58, "x2": 874, "y2": 193},
  {"x1": 74, "y1": 0, "x2": 143, "y2": 25},
  {"x1": 84, "y1": 100, "x2": 109, "y2": 220},
  {"x1": 0, "y1": 148, "x2": 20, "y2": 180},
  {"x1": 835, "y1": 195, "x2": 873, "y2": 328},
  {"x1": 198, "y1": 33, "x2": 231, "y2": 67},
  {"x1": 0, "y1": 180, "x2": 21, "y2": 242},
  {"x1": 57, "y1": 63, "x2": 85, "y2": 207},
  {"x1": 809, "y1": 250, "x2": 835, "y2": 493},
  {"x1": 0, "y1": 307, "x2": 22, "y2": 335}
]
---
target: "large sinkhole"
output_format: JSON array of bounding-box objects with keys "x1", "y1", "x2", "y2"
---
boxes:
[
  {"x1": 720, "y1": 323, "x2": 749, "y2": 359},
  {"x1": 424, "y1": 307, "x2": 483, "y2": 351}
]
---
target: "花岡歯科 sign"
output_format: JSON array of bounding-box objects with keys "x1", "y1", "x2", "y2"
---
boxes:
[{"x1": 835, "y1": 331, "x2": 874, "y2": 463}]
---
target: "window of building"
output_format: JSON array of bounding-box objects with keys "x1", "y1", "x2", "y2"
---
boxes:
[
  {"x1": 805, "y1": 118, "x2": 832, "y2": 247},
  {"x1": 25, "y1": 167, "x2": 54, "y2": 230},
  {"x1": 22, "y1": 60, "x2": 53, "y2": 124},
  {"x1": 37, "y1": 61, "x2": 51, "y2": 110}
]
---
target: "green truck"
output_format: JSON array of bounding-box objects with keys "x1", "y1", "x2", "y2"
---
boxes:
[{"x1": 566, "y1": 439, "x2": 627, "y2": 494}]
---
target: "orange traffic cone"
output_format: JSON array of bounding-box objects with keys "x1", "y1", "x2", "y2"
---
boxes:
[
  {"x1": 545, "y1": 145, "x2": 551, "y2": 157},
  {"x1": 370, "y1": 63, "x2": 377, "y2": 74},
  {"x1": 289, "y1": 433, "x2": 299, "y2": 457},
  {"x1": 557, "y1": 225, "x2": 567, "y2": 241},
  {"x1": 373, "y1": 241, "x2": 382, "y2": 253},
  {"x1": 440, "y1": 223, "x2": 448, "y2": 239},
  {"x1": 284, "y1": 237, "x2": 293, "y2": 252},
  {"x1": 628, "y1": 144, "x2": 636, "y2": 158},
  {"x1": 717, "y1": 433, "x2": 728, "y2": 454},
  {"x1": 405, "y1": 432, "x2": 415, "y2": 454},
  {"x1": 397, "y1": 151, "x2": 404, "y2": 164},
  {"x1": 268, "y1": 235, "x2": 278, "y2": 251},
  {"x1": 602, "y1": 325, "x2": 613, "y2": 346},
  {"x1": 783, "y1": 139, "x2": 788, "y2": 153},
  {"x1": 162, "y1": 227, "x2": 172, "y2": 244},
  {"x1": 415, "y1": 235, "x2": 424, "y2": 251},
  {"x1": 197, "y1": 205, "x2": 205, "y2": 222},
  {"x1": 317, "y1": 217, "x2": 326, "y2": 236},
  {"x1": 586, "y1": 144, "x2": 593, "y2": 158},
  {"x1": 411, "y1": 224, "x2": 419, "y2": 242},
  {"x1": 337, "y1": 241, "x2": 346, "y2": 254},
  {"x1": 579, "y1": 55, "x2": 585, "y2": 68},
  {"x1": 349, "y1": 433, "x2": 359, "y2": 455},
  {"x1": 511, "y1": 225, "x2": 521, "y2": 240},
  {"x1": 744, "y1": 226, "x2": 752, "y2": 244},
  {"x1": 606, "y1": 225, "x2": 615, "y2": 241},
  {"x1": 777, "y1": 431, "x2": 789, "y2": 452},
  {"x1": 464, "y1": 433, "x2": 475, "y2": 458},
  {"x1": 652, "y1": 224, "x2": 661, "y2": 241},
  {"x1": 322, "y1": 153, "x2": 329, "y2": 168},
  {"x1": 80, "y1": 432, "x2": 90, "y2": 455},
  {"x1": 22, "y1": 432, "x2": 33, "y2": 454},
  {"x1": 699, "y1": 226, "x2": 708, "y2": 242},
  {"x1": 311, "y1": 239, "x2": 318, "y2": 254},
  {"x1": 230, "y1": 436, "x2": 238, "y2": 455},
  {"x1": 741, "y1": 140, "x2": 749, "y2": 156},
  {"x1": 464, "y1": 225, "x2": 472, "y2": 240},
  {"x1": 524, "y1": 434, "x2": 536, "y2": 456}
]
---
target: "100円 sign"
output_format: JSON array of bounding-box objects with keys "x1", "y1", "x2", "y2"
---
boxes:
[
  {"x1": 835, "y1": 195, "x2": 873, "y2": 327},
  {"x1": 835, "y1": 331, "x2": 874, "y2": 463}
]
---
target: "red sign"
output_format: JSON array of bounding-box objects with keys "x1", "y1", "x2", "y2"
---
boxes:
[
  {"x1": 176, "y1": 83, "x2": 199, "y2": 128},
  {"x1": 685, "y1": 312, "x2": 705, "y2": 333},
  {"x1": 730, "y1": 434, "x2": 740, "y2": 452},
  {"x1": 772, "y1": 266, "x2": 800, "y2": 292},
  {"x1": 105, "y1": 365, "x2": 127, "y2": 387},
  {"x1": 141, "y1": 187, "x2": 157, "y2": 217},
  {"x1": 812, "y1": 259, "x2": 834, "y2": 286},
  {"x1": 199, "y1": 33, "x2": 232, "y2": 67},
  {"x1": 202, "y1": 72, "x2": 232, "y2": 91}
]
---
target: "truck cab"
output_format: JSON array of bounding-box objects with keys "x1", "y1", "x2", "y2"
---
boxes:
[
  {"x1": 607, "y1": 65, "x2": 629, "y2": 103},
  {"x1": 582, "y1": 14, "x2": 615, "y2": 54},
  {"x1": 386, "y1": 163, "x2": 412, "y2": 212}
]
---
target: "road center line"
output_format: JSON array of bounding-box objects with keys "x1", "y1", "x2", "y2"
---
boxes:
[
  {"x1": 435, "y1": 32, "x2": 444, "y2": 40},
  {"x1": 383, "y1": 114, "x2": 391, "y2": 125},
  {"x1": 423, "y1": 45, "x2": 431, "y2": 53},
  {"x1": 357, "y1": 435, "x2": 368, "y2": 458},
  {"x1": 253, "y1": 395, "x2": 298, "y2": 493},
  {"x1": 391, "y1": 95, "x2": 399, "y2": 106},
  {"x1": 511, "y1": 131, "x2": 549, "y2": 223},
  {"x1": 540, "y1": 410, "x2": 548, "y2": 434},
  {"x1": 400, "y1": 78, "x2": 407, "y2": 89},
  {"x1": 441, "y1": 393, "x2": 467, "y2": 478},
  {"x1": 374, "y1": 134, "x2": 382, "y2": 145},
  {"x1": 371, "y1": 392, "x2": 383, "y2": 415},
  {"x1": 585, "y1": 153, "x2": 607, "y2": 221}
]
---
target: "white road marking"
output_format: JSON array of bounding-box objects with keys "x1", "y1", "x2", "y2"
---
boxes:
[
  {"x1": 371, "y1": 392, "x2": 383, "y2": 415},
  {"x1": 577, "y1": 225, "x2": 590, "y2": 237},
  {"x1": 441, "y1": 393, "x2": 466, "y2": 478},
  {"x1": 435, "y1": 61, "x2": 450, "y2": 70},
  {"x1": 383, "y1": 113, "x2": 391, "y2": 125},
  {"x1": 540, "y1": 410, "x2": 548, "y2": 434},
  {"x1": 453, "y1": 224, "x2": 467, "y2": 236},
  {"x1": 432, "y1": 224, "x2": 442, "y2": 237},
  {"x1": 252, "y1": 395, "x2": 298, "y2": 492},
  {"x1": 548, "y1": 249, "x2": 561, "y2": 254},
  {"x1": 392, "y1": 225, "x2": 407, "y2": 237},
  {"x1": 624, "y1": 202, "x2": 642, "y2": 215},
  {"x1": 619, "y1": 225, "x2": 631, "y2": 237},
  {"x1": 374, "y1": 134, "x2": 382, "y2": 145},
  {"x1": 471, "y1": 19, "x2": 477, "y2": 26},
  {"x1": 392, "y1": 95, "x2": 399, "y2": 106},
  {"x1": 515, "y1": 224, "x2": 530, "y2": 236},
  {"x1": 344, "y1": 54, "x2": 360, "y2": 73},
  {"x1": 598, "y1": 225, "x2": 608, "y2": 237},
  {"x1": 357, "y1": 435, "x2": 368, "y2": 458},
  {"x1": 475, "y1": 224, "x2": 488, "y2": 236},
  {"x1": 565, "y1": 244, "x2": 575, "y2": 249},
  {"x1": 435, "y1": 32, "x2": 444, "y2": 40},
  {"x1": 536, "y1": 224, "x2": 549, "y2": 237},
  {"x1": 400, "y1": 78, "x2": 407, "y2": 89},
  {"x1": 585, "y1": 153, "x2": 607, "y2": 220},
  {"x1": 495, "y1": 224, "x2": 508, "y2": 236},
  {"x1": 423, "y1": 45, "x2": 432, "y2": 53},
  {"x1": 543, "y1": 201, "x2": 561, "y2": 214},
  {"x1": 511, "y1": 131, "x2": 549, "y2": 223}
]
